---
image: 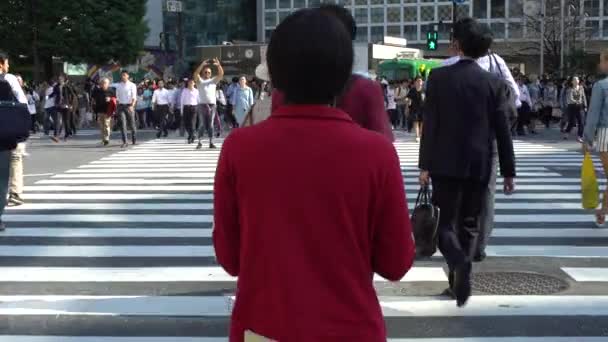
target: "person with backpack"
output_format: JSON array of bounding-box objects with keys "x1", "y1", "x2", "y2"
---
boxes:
[
  {"x1": 50, "y1": 74, "x2": 77, "y2": 142},
  {"x1": 0, "y1": 52, "x2": 28, "y2": 230}
]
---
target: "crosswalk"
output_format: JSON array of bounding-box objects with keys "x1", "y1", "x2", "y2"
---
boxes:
[{"x1": 1, "y1": 136, "x2": 607, "y2": 340}]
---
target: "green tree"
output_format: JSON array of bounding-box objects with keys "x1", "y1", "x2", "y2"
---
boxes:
[{"x1": 0, "y1": 0, "x2": 148, "y2": 80}]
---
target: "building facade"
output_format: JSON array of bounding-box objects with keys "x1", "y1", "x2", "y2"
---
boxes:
[{"x1": 261, "y1": 0, "x2": 608, "y2": 73}]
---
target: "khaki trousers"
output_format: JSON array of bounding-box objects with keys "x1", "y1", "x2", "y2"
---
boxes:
[
  {"x1": 98, "y1": 113, "x2": 112, "y2": 142},
  {"x1": 10, "y1": 142, "x2": 25, "y2": 195}
]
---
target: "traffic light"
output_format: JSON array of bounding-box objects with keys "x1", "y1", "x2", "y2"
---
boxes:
[{"x1": 426, "y1": 30, "x2": 438, "y2": 51}]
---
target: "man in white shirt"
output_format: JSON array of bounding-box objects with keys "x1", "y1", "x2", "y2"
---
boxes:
[
  {"x1": 43, "y1": 81, "x2": 56, "y2": 135},
  {"x1": 180, "y1": 79, "x2": 200, "y2": 144},
  {"x1": 0, "y1": 52, "x2": 27, "y2": 230},
  {"x1": 193, "y1": 58, "x2": 224, "y2": 149},
  {"x1": 152, "y1": 80, "x2": 172, "y2": 138},
  {"x1": 113, "y1": 71, "x2": 138, "y2": 147}
]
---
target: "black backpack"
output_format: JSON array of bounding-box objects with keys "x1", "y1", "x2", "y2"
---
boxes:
[{"x1": 0, "y1": 74, "x2": 30, "y2": 150}]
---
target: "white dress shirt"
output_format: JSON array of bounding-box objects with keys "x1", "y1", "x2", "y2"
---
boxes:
[
  {"x1": 197, "y1": 78, "x2": 217, "y2": 105},
  {"x1": 443, "y1": 54, "x2": 521, "y2": 107},
  {"x1": 152, "y1": 88, "x2": 172, "y2": 106},
  {"x1": 113, "y1": 81, "x2": 137, "y2": 105},
  {"x1": 180, "y1": 88, "x2": 199, "y2": 114},
  {"x1": 0, "y1": 73, "x2": 27, "y2": 104}
]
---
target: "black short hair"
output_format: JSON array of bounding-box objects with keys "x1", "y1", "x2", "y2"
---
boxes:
[
  {"x1": 0, "y1": 51, "x2": 8, "y2": 64},
  {"x1": 453, "y1": 18, "x2": 493, "y2": 59},
  {"x1": 267, "y1": 9, "x2": 353, "y2": 105},
  {"x1": 121, "y1": 70, "x2": 129, "y2": 75},
  {"x1": 317, "y1": 4, "x2": 356, "y2": 41}
]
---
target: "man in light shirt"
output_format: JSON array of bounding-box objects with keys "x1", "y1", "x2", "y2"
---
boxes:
[
  {"x1": 113, "y1": 71, "x2": 138, "y2": 147},
  {"x1": 151, "y1": 80, "x2": 172, "y2": 139},
  {"x1": 180, "y1": 79, "x2": 200, "y2": 144},
  {"x1": 193, "y1": 58, "x2": 224, "y2": 149}
]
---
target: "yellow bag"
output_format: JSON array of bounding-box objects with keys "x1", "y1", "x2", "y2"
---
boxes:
[{"x1": 581, "y1": 152, "x2": 600, "y2": 209}]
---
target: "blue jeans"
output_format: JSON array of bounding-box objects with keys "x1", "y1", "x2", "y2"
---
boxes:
[{"x1": 0, "y1": 150, "x2": 11, "y2": 220}]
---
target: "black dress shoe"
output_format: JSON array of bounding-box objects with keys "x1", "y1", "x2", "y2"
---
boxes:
[
  {"x1": 453, "y1": 263, "x2": 472, "y2": 307},
  {"x1": 156, "y1": 131, "x2": 161, "y2": 138},
  {"x1": 474, "y1": 251, "x2": 487, "y2": 262}
]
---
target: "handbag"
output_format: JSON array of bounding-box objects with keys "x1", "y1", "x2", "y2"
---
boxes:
[
  {"x1": 581, "y1": 152, "x2": 599, "y2": 210},
  {"x1": 411, "y1": 185, "x2": 440, "y2": 257}
]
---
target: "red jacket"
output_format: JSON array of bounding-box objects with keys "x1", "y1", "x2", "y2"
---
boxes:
[
  {"x1": 271, "y1": 76, "x2": 395, "y2": 142},
  {"x1": 213, "y1": 105, "x2": 415, "y2": 342},
  {"x1": 106, "y1": 96, "x2": 117, "y2": 117}
]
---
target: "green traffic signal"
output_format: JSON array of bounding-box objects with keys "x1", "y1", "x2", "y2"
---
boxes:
[
  {"x1": 426, "y1": 30, "x2": 438, "y2": 50},
  {"x1": 428, "y1": 41, "x2": 437, "y2": 50}
]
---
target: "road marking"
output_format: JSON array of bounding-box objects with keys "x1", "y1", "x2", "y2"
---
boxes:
[
  {"x1": 24, "y1": 185, "x2": 214, "y2": 191},
  {"x1": 562, "y1": 267, "x2": 608, "y2": 282},
  {"x1": 495, "y1": 214, "x2": 593, "y2": 222},
  {"x1": 67, "y1": 168, "x2": 218, "y2": 172},
  {"x1": 481, "y1": 246, "x2": 608, "y2": 258},
  {"x1": 0, "y1": 295, "x2": 606, "y2": 317},
  {"x1": 0, "y1": 266, "x2": 446, "y2": 282},
  {"x1": 54, "y1": 173, "x2": 218, "y2": 178},
  {"x1": 0, "y1": 245, "x2": 215, "y2": 257},
  {"x1": 36, "y1": 179, "x2": 215, "y2": 185},
  {"x1": 7, "y1": 203, "x2": 213, "y2": 210},
  {"x1": 24, "y1": 173, "x2": 55, "y2": 177},
  {"x1": 492, "y1": 228, "x2": 608, "y2": 238},
  {"x1": 2, "y1": 214, "x2": 212, "y2": 223},
  {"x1": 21, "y1": 193, "x2": 213, "y2": 200},
  {"x1": 0, "y1": 228, "x2": 213, "y2": 238}
]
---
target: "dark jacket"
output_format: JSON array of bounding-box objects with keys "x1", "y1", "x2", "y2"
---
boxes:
[
  {"x1": 52, "y1": 82, "x2": 77, "y2": 110},
  {"x1": 214, "y1": 105, "x2": 414, "y2": 341},
  {"x1": 419, "y1": 59, "x2": 516, "y2": 182}
]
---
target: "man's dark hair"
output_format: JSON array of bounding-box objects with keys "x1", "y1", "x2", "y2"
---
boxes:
[
  {"x1": 317, "y1": 4, "x2": 357, "y2": 41},
  {"x1": 121, "y1": 70, "x2": 129, "y2": 75},
  {"x1": 452, "y1": 18, "x2": 493, "y2": 59},
  {"x1": 267, "y1": 9, "x2": 353, "y2": 105},
  {"x1": 0, "y1": 51, "x2": 8, "y2": 64}
]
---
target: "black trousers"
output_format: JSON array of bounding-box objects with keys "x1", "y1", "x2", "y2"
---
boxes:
[
  {"x1": 477, "y1": 153, "x2": 497, "y2": 255},
  {"x1": 154, "y1": 105, "x2": 170, "y2": 137},
  {"x1": 183, "y1": 105, "x2": 197, "y2": 140},
  {"x1": 388, "y1": 109, "x2": 399, "y2": 128},
  {"x1": 53, "y1": 108, "x2": 72, "y2": 138},
  {"x1": 432, "y1": 176, "x2": 485, "y2": 270},
  {"x1": 565, "y1": 104, "x2": 583, "y2": 137}
]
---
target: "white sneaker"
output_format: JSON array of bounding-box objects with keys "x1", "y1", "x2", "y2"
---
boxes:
[{"x1": 416, "y1": 137, "x2": 421, "y2": 143}]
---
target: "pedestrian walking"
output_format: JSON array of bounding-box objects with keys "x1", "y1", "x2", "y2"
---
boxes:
[
  {"x1": 180, "y1": 79, "x2": 199, "y2": 144},
  {"x1": 0, "y1": 52, "x2": 28, "y2": 230},
  {"x1": 563, "y1": 76, "x2": 587, "y2": 142},
  {"x1": 91, "y1": 78, "x2": 115, "y2": 146},
  {"x1": 582, "y1": 49, "x2": 608, "y2": 227},
  {"x1": 193, "y1": 58, "x2": 224, "y2": 150},
  {"x1": 233, "y1": 76, "x2": 254, "y2": 126},
  {"x1": 419, "y1": 17, "x2": 516, "y2": 307},
  {"x1": 151, "y1": 80, "x2": 172, "y2": 139},
  {"x1": 213, "y1": 9, "x2": 414, "y2": 341},
  {"x1": 541, "y1": 80, "x2": 558, "y2": 129},
  {"x1": 51, "y1": 74, "x2": 77, "y2": 142},
  {"x1": 113, "y1": 71, "x2": 138, "y2": 147},
  {"x1": 407, "y1": 76, "x2": 425, "y2": 142}
]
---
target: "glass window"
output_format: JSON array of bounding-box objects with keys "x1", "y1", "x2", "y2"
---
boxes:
[
  {"x1": 586, "y1": 20, "x2": 600, "y2": 38},
  {"x1": 420, "y1": 6, "x2": 435, "y2": 21},
  {"x1": 403, "y1": 24, "x2": 418, "y2": 41},
  {"x1": 403, "y1": 0, "x2": 416, "y2": 3},
  {"x1": 370, "y1": 0, "x2": 384, "y2": 4},
  {"x1": 279, "y1": 11, "x2": 290, "y2": 22},
  {"x1": 355, "y1": 8, "x2": 368, "y2": 24},
  {"x1": 605, "y1": 0, "x2": 608, "y2": 15},
  {"x1": 336, "y1": 0, "x2": 353, "y2": 5},
  {"x1": 439, "y1": 22, "x2": 451, "y2": 40},
  {"x1": 421, "y1": 0, "x2": 434, "y2": 3},
  {"x1": 293, "y1": 0, "x2": 306, "y2": 7},
  {"x1": 265, "y1": 12, "x2": 277, "y2": 27},
  {"x1": 387, "y1": 25, "x2": 401, "y2": 36},
  {"x1": 473, "y1": 0, "x2": 488, "y2": 18},
  {"x1": 491, "y1": 22, "x2": 505, "y2": 38},
  {"x1": 604, "y1": 20, "x2": 608, "y2": 37},
  {"x1": 387, "y1": 0, "x2": 401, "y2": 3},
  {"x1": 508, "y1": 0, "x2": 523, "y2": 17},
  {"x1": 438, "y1": 5, "x2": 452, "y2": 21},
  {"x1": 356, "y1": 26, "x2": 369, "y2": 42},
  {"x1": 279, "y1": 0, "x2": 291, "y2": 8},
  {"x1": 355, "y1": 0, "x2": 368, "y2": 4},
  {"x1": 456, "y1": 4, "x2": 470, "y2": 18},
  {"x1": 525, "y1": 23, "x2": 539, "y2": 38},
  {"x1": 371, "y1": 7, "x2": 385, "y2": 23},
  {"x1": 309, "y1": 0, "x2": 320, "y2": 6},
  {"x1": 265, "y1": 29, "x2": 274, "y2": 41},
  {"x1": 508, "y1": 21, "x2": 523, "y2": 38},
  {"x1": 491, "y1": 0, "x2": 505, "y2": 18},
  {"x1": 404, "y1": 6, "x2": 418, "y2": 21},
  {"x1": 265, "y1": 0, "x2": 277, "y2": 9},
  {"x1": 371, "y1": 26, "x2": 384, "y2": 42},
  {"x1": 584, "y1": 0, "x2": 600, "y2": 16},
  {"x1": 387, "y1": 7, "x2": 401, "y2": 22}
]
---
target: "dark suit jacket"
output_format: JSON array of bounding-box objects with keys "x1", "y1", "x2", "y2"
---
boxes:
[{"x1": 419, "y1": 59, "x2": 516, "y2": 182}]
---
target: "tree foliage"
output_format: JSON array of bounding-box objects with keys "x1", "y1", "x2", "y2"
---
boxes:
[{"x1": 0, "y1": 0, "x2": 148, "y2": 78}]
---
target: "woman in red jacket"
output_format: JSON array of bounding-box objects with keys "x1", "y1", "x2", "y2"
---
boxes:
[{"x1": 213, "y1": 8, "x2": 415, "y2": 342}]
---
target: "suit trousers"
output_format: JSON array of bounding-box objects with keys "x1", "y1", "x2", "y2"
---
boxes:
[
  {"x1": 183, "y1": 105, "x2": 197, "y2": 140},
  {"x1": 476, "y1": 154, "x2": 497, "y2": 255},
  {"x1": 432, "y1": 176, "x2": 485, "y2": 270},
  {"x1": 155, "y1": 105, "x2": 170, "y2": 137},
  {"x1": 117, "y1": 104, "x2": 137, "y2": 143}
]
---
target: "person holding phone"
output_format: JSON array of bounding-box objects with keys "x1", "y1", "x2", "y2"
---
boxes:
[{"x1": 193, "y1": 58, "x2": 224, "y2": 149}]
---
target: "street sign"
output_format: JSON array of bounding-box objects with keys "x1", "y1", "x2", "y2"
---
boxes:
[{"x1": 167, "y1": 0, "x2": 183, "y2": 12}]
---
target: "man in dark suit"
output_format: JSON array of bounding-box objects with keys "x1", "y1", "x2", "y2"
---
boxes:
[{"x1": 418, "y1": 17, "x2": 516, "y2": 307}]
